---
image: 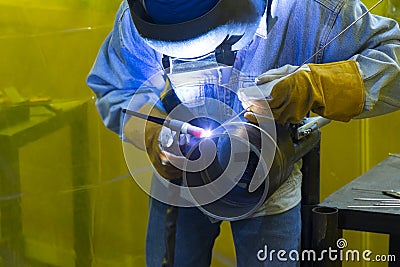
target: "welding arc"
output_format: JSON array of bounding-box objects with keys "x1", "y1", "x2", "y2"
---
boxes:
[{"x1": 122, "y1": 108, "x2": 165, "y2": 125}]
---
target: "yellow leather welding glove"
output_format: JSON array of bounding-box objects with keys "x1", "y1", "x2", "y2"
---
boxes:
[
  {"x1": 145, "y1": 124, "x2": 184, "y2": 180},
  {"x1": 240, "y1": 60, "x2": 365, "y2": 124},
  {"x1": 124, "y1": 104, "x2": 182, "y2": 180}
]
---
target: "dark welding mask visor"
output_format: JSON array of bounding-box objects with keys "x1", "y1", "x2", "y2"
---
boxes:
[{"x1": 127, "y1": 0, "x2": 266, "y2": 58}]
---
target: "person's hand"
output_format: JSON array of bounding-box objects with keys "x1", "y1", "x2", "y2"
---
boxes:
[
  {"x1": 238, "y1": 60, "x2": 365, "y2": 124},
  {"x1": 145, "y1": 121, "x2": 185, "y2": 180},
  {"x1": 123, "y1": 103, "x2": 183, "y2": 180}
]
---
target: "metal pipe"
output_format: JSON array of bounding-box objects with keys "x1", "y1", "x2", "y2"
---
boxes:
[
  {"x1": 311, "y1": 206, "x2": 342, "y2": 267},
  {"x1": 300, "y1": 139, "x2": 321, "y2": 267}
]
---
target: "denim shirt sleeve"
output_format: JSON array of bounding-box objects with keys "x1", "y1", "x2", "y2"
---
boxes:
[
  {"x1": 86, "y1": 0, "x2": 164, "y2": 136},
  {"x1": 322, "y1": 0, "x2": 400, "y2": 118}
]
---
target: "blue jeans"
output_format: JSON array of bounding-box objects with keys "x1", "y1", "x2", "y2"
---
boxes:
[{"x1": 146, "y1": 198, "x2": 301, "y2": 267}]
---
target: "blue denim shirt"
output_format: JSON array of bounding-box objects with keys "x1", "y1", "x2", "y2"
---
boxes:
[
  {"x1": 88, "y1": 0, "x2": 400, "y2": 134},
  {"x1": 87, "y1": 0, "x2": 400, "y2": 215}
]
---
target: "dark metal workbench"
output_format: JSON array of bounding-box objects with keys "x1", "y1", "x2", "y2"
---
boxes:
[{"x1": 315, "y1": 154, "x2": 400, "y2": 266}]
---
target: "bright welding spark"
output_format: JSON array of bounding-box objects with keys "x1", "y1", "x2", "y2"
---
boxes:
[{"x1": 201, "y1": 130, "x2": 212, "y2": 138}]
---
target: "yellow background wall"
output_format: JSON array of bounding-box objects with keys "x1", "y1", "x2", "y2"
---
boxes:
[
  {"x1": 0, "y1": 0, "x2": 399, "y2": 266},
  {"x1": 320, "y1": 1, "x2": 400, "y2": 267}
]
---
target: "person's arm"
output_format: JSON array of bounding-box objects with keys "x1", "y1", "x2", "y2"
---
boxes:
[
  {"x1": 86, "y1": 1, "x2": 164, "y2": 137},
  {"x1": 239, "y1": 0, "x2": 400, "y2": 124},
  {"x1": 327, "y1": 0, "x2": 400, "y2": 118},
  {"x1": 86, "y1": 2, "x2": 181, "y2": 179}
]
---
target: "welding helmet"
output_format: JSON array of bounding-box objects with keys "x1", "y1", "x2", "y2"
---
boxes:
[{"x1": 127, "y1": 0, "x2": 267, "y2": 59}]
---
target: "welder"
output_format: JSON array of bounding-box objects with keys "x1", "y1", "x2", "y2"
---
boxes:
[{"x1": 87, "y1": 0, "x2": 400, "y2": 266}]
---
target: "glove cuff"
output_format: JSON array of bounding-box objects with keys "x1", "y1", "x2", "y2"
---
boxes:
[{"x1": 308, "y1": 60, "x2": 365, "y2": 122}]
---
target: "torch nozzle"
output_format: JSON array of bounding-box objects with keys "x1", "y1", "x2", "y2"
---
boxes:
[
  {"x1": 164, "y1": 120, "x2": 206, "y2": 138},
  {"x1": 122, "y1": 109, "x2": 208, "y2": 138}
]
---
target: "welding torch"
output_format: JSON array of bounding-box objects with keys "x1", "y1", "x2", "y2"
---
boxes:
[{"x1": 122, "y1": 109, "x2": 208, "y2": 138}]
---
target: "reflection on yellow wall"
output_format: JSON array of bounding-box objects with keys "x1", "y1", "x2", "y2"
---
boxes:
[
  {"x1": 0, "y1": 0, "x2": 399, "y2": 266},
  {"x1": 0, "y1": 0, "x2": 151, "y2": 266}
]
